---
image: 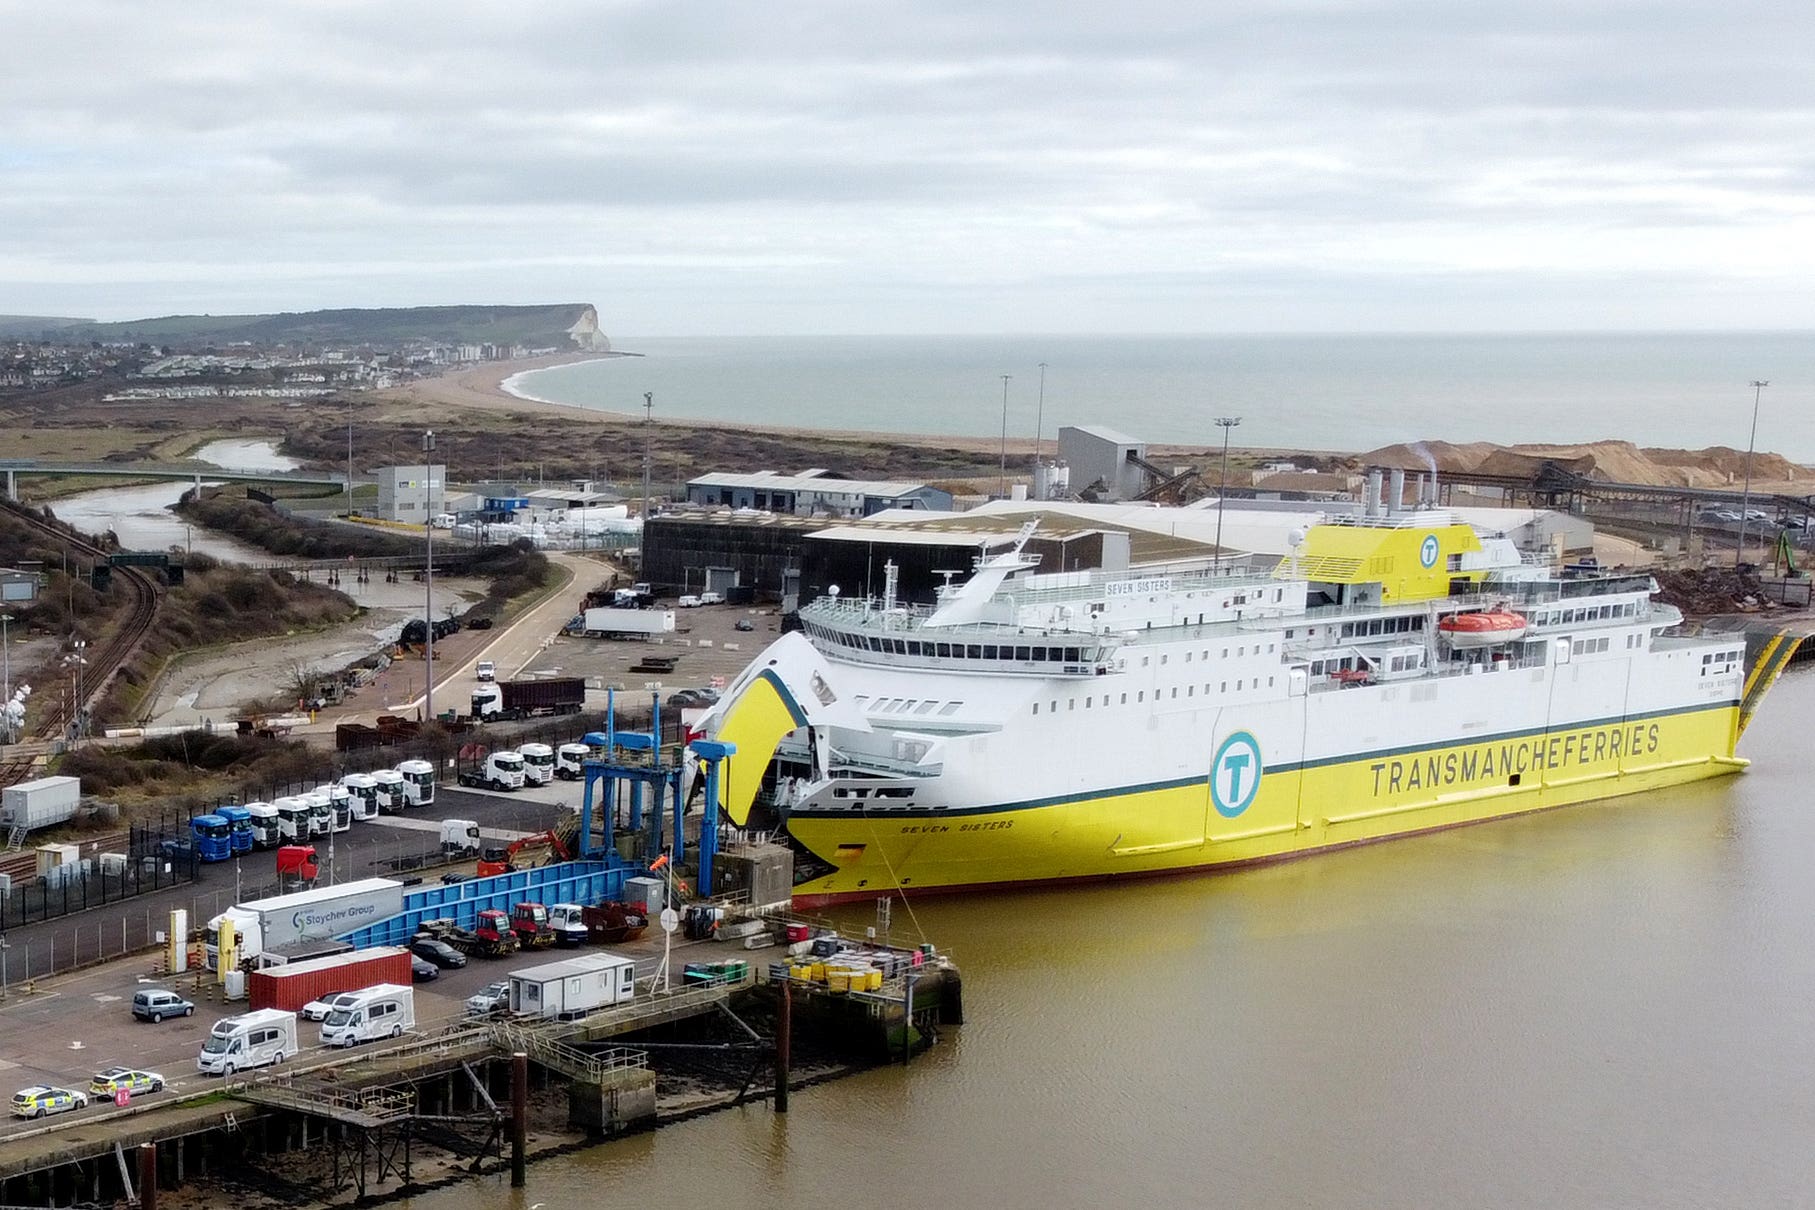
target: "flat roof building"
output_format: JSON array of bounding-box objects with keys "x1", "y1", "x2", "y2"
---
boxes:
[{"x1": 686, "y1": 470, "x2": 951, "y2": 517}]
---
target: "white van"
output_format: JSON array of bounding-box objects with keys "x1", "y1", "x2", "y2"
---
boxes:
[
  {"x1": 676, "y1": 594, "x2": 702, "y2": 608},
  {"x1": 697, "y1": 591, "x2": 724, "y2": 606},
  {"x1": 197, "y1": 1009, "x2": 298, "y2": 1077},
  {"x1": 320, "y1": 984, "x2": 415, "y2": 1048},
  {"x1": 475, "y1": 660, "x2": 496, "y2": 682}
]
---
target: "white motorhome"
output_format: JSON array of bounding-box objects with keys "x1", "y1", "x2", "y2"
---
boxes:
[
  {"x1": 244, "y1": 801, "x2": 281, "y2": 848},
  {"x1": 517, "y1": 743, "x2": 555, "y2": 786},
  {"x1": 272, "y1": 796, "x2": 311, "y2": 842},
  {"x1": 341, "y1": 774, "x2": 380, "y2": 822},
  {"x1": 369, "y1": 768, "x2": 405, "y2": 813},
  {"x1": 396, "y1": 760, "x2": 436, "y2": 808},
  {"x1": 197, "y1": 1009, "x2": 298, "y2": 1076},
  {"x1": 319, "y1": 984, "x2": 415, "y2": 1048}
]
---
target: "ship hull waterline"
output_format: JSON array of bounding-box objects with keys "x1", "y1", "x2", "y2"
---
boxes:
[{"x1": 782, "y1": 702, "x2": 1742, "y2": 906}]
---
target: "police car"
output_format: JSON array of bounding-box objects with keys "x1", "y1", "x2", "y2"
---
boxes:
[
  {"x1": 89, "y1": 1068, "x2": 166, "y2": 1098},
  {"x1": 10, "y1": 1085, "x2": 88, "y2": 1118}
]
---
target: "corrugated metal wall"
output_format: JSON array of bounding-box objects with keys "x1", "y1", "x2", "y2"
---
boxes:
[{"x1": 337, "y1": 859, "x2": 633, "y2": 948}]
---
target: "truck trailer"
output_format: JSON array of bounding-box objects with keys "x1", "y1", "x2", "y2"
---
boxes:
[
  {"x1": 204, "y1": 877, "x2": 405, "y2": 970},
  {"x1": 577, "y1": 607, "x2": 676, "y2": 640},
  {"x1": 469, "y1": 677, "x2": 585, "y2": 722}
]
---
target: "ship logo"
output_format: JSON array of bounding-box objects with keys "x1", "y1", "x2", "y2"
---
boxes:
[
  {"x1": 1211, "y1": 731, "x2": 1263, "y2": 818},
  {"x1": 1419, "y1": 534, "x2": 1440, "y2": 568}
]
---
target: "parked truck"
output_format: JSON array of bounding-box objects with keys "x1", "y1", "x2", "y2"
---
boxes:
[
  {"x1": 469, "y1": 678, "x2": 585, "y2": 722},
  {"x1": 0, "y1": 776, "x2": 80, "y2": 834},
  {"x1": 395, "y1": 760, "x2": 436, "y2": 807},
  {"x1": 457, "y1": 749, "x2": 526, "y2": 791},
  {"x1": 204, "y1": 878, "x2": 405, "y2": 970},
  {"x1": 554, "y1": 742, "x2": 594, "y2": 780},
  {"x1": 576, "y1": 607, "x2": 676, "y2": 640},
  {"x1": 507, "y1": 952, "x2": 637, "y2": 1020}
]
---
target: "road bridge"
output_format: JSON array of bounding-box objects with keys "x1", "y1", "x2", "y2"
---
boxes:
[{"x1": 0, "y1": 458, "x2": 356, "y2": 500}]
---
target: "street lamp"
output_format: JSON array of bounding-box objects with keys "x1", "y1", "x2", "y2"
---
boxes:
[
  {"x1": 1035, "y1": 362, "x2": 1047, "y2": 465},
  {"x1": 346, "y1": 396, "x2": 355, "y2": 520},
  {"x1": 1735, "y1": 380, "x2": 1769, "y2": 568},
  {"x1": 1214, "y1": 417, "x2": 1242, "y2": 572},
  {"x1": 423, "y1": 430, "x2": 436, "y2": 722},
  {"x1": 63, "y1": 640, "x2": 87, "y2": 739},
  {"x1": 998, "y1": 374, "x2": 1012, "y2": 498}
]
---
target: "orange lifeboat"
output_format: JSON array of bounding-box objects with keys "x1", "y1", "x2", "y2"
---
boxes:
[{"x1": 1438, "y1": 610, "x2": 1528, "y2": 649}]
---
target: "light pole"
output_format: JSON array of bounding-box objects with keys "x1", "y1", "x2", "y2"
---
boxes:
[
  {"x1": 1214, "y1": 417, "x2": 1242, "y2": 573},
  {"x1": 641, "y1": 391, "x2": 654, "y2": 528},
  {"x1": 1, "y1": 612, "x2": 11, "y2": 705},
  {"x1": 1735, "y1": 380, "x2": 1768, "y2": 568},
  {"x1": 63, "y1": 640, "x2": 87, "y2": 739},
  {"x1": 1035, "y1": 361, "x2": 1047, "y2": 465},
  {"x1": 422, "y1": 430, "x2": 436, "y2": 722},
  {"x1": 346, "y1": 396, "x2": 355, "y2": 519},
  {"x1": 998, "y1": 374, "x2": 1012, "y2": 498}
]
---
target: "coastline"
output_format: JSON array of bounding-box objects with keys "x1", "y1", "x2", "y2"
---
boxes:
[{"x1": 388, "y1": 354, "x2": 1238, "y2": 460}]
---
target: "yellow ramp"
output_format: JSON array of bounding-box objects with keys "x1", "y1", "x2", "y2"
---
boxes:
[
  {"x1": 1739, "y1": 631, "x2": 1805, "y2": 737},
  {"x1": 710, "y1": 669, "x2": 809, "y2": 826}
]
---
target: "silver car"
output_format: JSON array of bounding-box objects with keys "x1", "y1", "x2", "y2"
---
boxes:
[{"x1": 464, "y1": 980, "x2": 510, "y2": 1017}]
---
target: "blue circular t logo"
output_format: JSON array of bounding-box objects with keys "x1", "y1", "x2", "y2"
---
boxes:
[
  {"x1": 1211, "y1": 731, "x2": 1263, "y2": 818},
  {"x1": 1419, "y1": 534, "x2": 1439, "y2": 568}
]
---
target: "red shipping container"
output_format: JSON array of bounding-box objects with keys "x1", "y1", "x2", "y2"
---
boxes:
[{"x1": 248, "y1": 947, "x2": 411, "y2": 1013}]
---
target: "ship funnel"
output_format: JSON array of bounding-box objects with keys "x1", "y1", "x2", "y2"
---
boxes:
[
  {"x1": 1389, "y1": 468, "x2": 1406, "y2": 514},
  {"x1": 1411, "y1": 472, "x2": 1425, "y2": 508},
  {"x1": 1428, "y1": 470, "x2": 1439, "y2": 506},
  {"x1": 1365, "y1": 469, "x2": 1383, "y2": 517}
]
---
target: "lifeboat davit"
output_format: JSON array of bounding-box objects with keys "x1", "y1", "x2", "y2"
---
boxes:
[{"x1": 1438, "y1": 610, "x2": 1529, "y2": 648}]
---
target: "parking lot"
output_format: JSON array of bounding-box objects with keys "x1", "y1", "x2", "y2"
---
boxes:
[
  {"x1": 0, "y1": 887, "x2": 737, "y2": 1141},
  {"x1": 519, "y1": 601, "x2": 781, "y2": 706}
]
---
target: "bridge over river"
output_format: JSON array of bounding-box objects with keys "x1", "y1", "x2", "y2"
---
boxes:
[{"x1": 0, "y1": 458, "x2": 356, "y2": 499}]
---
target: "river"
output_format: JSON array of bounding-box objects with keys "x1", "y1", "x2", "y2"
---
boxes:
[
  {"x1": 401, "y1": 666, "x2": 1815, "y2": 1210},
  {"x1": 46, "y1": 438, "x2": 299, "y2": 563}
]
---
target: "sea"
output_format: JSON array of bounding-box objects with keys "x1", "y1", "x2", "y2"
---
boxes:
[
  {"x1": 405, "y1": 667, "x2": 1815, "y2": 1210},
  {"x1": 505, "y1": 332, "x2": 1815, "y2": 459}
]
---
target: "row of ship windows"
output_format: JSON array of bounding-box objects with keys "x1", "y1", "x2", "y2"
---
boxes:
[
  {"x1": 814, "y1": 624, "x2": 1102, "y2": 665},
  {"x1": 856, "y1": 696, "x2": 965, "y2": 717},
  {"x1": 1139, "y1": 641, "x2": 1277, "y2": 668},
  {"x1": 1337, "y1": 616, "x2": 1425, "y2": 638},
  {"x1": 1537, "y1": 602, "x2": 1638, "y2": 626},
  {"x1": 1033, "y1": 677, "x2": 1279, "y2": 714}
]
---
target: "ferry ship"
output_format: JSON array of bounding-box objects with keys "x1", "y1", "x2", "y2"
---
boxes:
[{"x1": 697, "y1": 504, "x2": 1782, "y2": 906}]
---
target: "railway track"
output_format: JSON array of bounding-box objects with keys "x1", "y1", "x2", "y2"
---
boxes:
[{"x1": 0, "y1": 502, "x2": 161, "y2": 788}]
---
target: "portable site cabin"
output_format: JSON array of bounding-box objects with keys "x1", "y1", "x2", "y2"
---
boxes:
[{"x1": 507, "y1": 952, "x2": 636, "y2": 1021}]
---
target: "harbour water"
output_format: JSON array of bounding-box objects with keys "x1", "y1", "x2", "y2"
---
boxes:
[
  {"x1": 44, "y1": 438, "x2": 297, "y2": 563},
  {"x1": 506, "y1": 332, "x2": 1815, "y2": 458},
  {"x1": 402, "y1": 666, "x2": 1815, "y2": 1209}
]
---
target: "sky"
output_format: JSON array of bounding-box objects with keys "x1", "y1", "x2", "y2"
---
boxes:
[{"x1": 4, "y1": 0, "x2": 1813, "y2": 334}]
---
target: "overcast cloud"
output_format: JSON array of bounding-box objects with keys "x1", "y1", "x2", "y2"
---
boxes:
[{"x1": 3, "y1": 0, "x2": 1811, "y2": 332}]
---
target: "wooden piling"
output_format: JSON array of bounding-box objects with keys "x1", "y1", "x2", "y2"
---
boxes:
[
  {"x1": 137, "y1": 1143, "x2": 158, "y2": 1210},
  {"x1": 510, "y1": 1050, "x2": 529, "y2": 1188},
  {"x1": 775, "y1": 977, "x2": 791, "y2": 1113}
]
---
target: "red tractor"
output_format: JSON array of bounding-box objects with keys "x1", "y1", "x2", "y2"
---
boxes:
[
  {"x1": 472, "y1": 908, "x2": 521, "y2": 957},
  {"x1": 510, "y1": 902, "x2": 556, "y2": 949}
]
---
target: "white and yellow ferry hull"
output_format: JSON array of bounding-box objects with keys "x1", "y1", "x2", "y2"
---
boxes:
[{"x1": 783, "y1": 701, "x2": 1742, "y2": 905}]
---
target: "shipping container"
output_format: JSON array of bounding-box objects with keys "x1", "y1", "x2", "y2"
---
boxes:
[
  {"x1": 247, "y1": 946, "x2": 412, "y2": 1013},
  {"x1": 1, "y1": 776, "x2": 81, "y2": 832}
]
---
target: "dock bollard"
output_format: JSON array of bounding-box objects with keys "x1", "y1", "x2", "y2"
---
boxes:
[{"x1": 510, "y1": 1051, "x2": 528, "y2": 1188}]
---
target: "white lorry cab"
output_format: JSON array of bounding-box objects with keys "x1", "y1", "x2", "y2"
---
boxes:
[
  {"x1": 369, "y1": 768, "x2": 405, "y2": 812},
  {"x1": 313, "y1": 784, "x2": 354, "y2": 833},
  {"x1": 197, "y1": 1009, "x2": 297, "y2": 1077},
  {"x1": 301, "y1": 792, "x2": 333, "y2": 838},
  {"x1": 517, "y1": 743, "x2": 555, "y2": 786},
  {"x1": 244, "y1": 802, "x2": 281, "y2": 848},
  {"x1": 341, "y1": 774, "x2": 381, "y2": 822},
  {"x1": 273, "y1": 796, "x2": 311, "y2": 842},
  {"x1": 395, "y1": 760, "x2": 436, "y2": 807},
  {"x1": 555, "y1": 743, "x2": 592, "y2": 780},
  {"x1": 320, "y1": 984, "x2": 415, "y2": 1048}
]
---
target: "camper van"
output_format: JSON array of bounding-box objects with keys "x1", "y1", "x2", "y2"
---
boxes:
[
  {"x1": 319, "y1": 984, "x2": 415, "y2": 1048},
  {"x1": 196, "y1": 1009, "x2": 298, "y2": 1077}
]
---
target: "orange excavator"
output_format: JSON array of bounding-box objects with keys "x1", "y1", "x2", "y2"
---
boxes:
[{"x1": 476, "y1": 830, "x2": 572, "y2": 878}]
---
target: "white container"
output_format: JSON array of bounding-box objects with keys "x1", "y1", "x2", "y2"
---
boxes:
[{"x1": 2, "y1": 776, "x2": 81, "y2": 832}]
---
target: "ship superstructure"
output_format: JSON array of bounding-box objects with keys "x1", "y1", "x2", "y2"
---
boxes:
[{"x1": 698, "y1": 507, "x2": 1754, "y2": 905}]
